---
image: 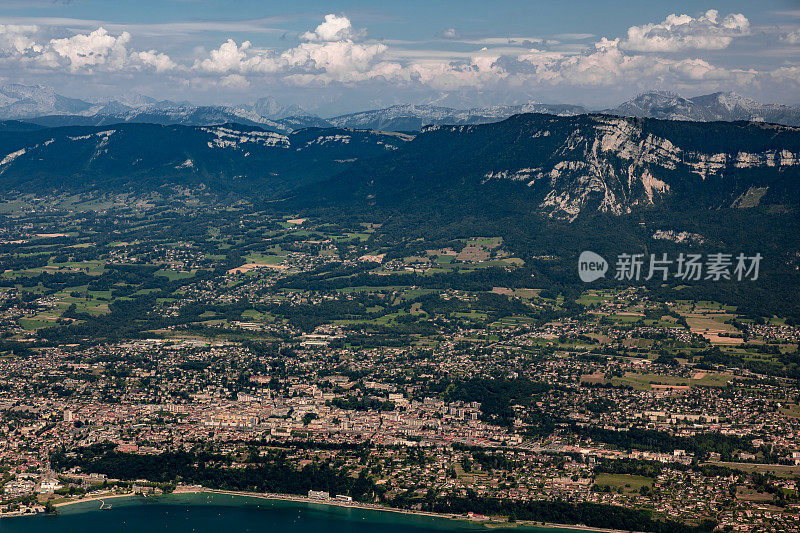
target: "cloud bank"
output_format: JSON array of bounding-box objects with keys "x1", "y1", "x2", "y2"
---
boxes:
[
  {"x1": 0, "y1": 9, "x2": 798, "y2": 109},
  {"x1": 621, "y1": 10, "x2": 749, "y2": 52},
  {"x1": 0, "y1": 25, "x2": 177, "y2": 72}
]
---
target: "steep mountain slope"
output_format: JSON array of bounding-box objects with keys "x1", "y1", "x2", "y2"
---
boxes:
[
  {"x1": 309, "y1": 113, "x2": 800, "y2": 221},
  {"x1": 690, "y1": 92, "x2": 800, "y2": 125},
  {"x1": 0, "y1": 84, "x2": 94, "y2": 118},
  {"x1": 0, "y1": 123, "x2": 412, "y2": 194},
  {"x1": 608, "y1": 91, "x2": 800, "y2": 126},
  {"x1": 605, "y1": 92, "x2": 710, "y2": 121}
]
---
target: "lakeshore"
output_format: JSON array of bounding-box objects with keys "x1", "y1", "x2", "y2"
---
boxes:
[{"x1": 15, "y1": 488, "x2": 642, "y2": 533}]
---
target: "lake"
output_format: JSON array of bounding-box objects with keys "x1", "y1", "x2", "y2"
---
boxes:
[{"x1": 0, "y1": 493, "x2": 596, "y2": 533}]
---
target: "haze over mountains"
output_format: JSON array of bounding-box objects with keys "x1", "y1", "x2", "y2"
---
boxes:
[
  {"x1": 2, "y1": 84, "x2": 800, "y2": 132},
  {"x1": 0, "y1": 85, "x2": 327, "y2": 133}
]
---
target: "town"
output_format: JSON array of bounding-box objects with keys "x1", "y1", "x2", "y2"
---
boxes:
[{"x1": 0, "y1": 195, "x2": 798, "y2": 532}]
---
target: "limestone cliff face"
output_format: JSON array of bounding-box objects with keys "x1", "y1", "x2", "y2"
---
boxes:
[{"x1": 466, "y1": 115, "x2": 800, "y2": 220}]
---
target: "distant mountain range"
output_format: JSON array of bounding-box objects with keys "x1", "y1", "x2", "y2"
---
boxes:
[
  {"x1": 326, "y1": 103, "x2": 588, "y2": 131},
  {"x1": 0, "y1": 84, "x2": 94, "y2": 118},
  {"x1": 2, "y1": 84, "x2": 800, "y2": 132},
  {"x1": 339, "y1": 92, "x2": 800, "y2": 131},
  {"x1": 604, "y1": 91, "x2": 800, "y2": 126},
  {"x1": 0, "y1": 85, "x2": 327, "y2": 132}
]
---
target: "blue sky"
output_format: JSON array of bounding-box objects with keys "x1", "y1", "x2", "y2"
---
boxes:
[{"x1": 1, "y1": 0, "x2": 799, "y2": 114}]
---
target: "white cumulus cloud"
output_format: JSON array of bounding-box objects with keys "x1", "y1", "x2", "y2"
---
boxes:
[
  {"x1": 283, "y1": 41, "x2": 388, "y2": 76},
  {"x1": 195, "y1": 39, "x2": 267, "y2": 74},
  {"x1": 513, "y1": 37, "x2": 748, "y2": 88},
  {"x1": 195, "y1": 15, "x2": 396, "y2": 85},
  {"x1": 0, "y1": 24, "x2": 43, "y2": 56},
  {"x1": 0, "y1": 25, "x2": 176, "y2": 73},
  {"x1": 133, "y1": 50, "x2": 178, "y2": 73},
  {"x1": 49, "y1": 28, "x2": 132, "y2": 71},
  {"x1": 622, "y1": 10, "x2": 749, "y2": 52},
  {"x1": 300, "y1": 14, "x2": 363, "y2": 42},
  {"x1": 441, "y1": 28, "x2": 460, "y2": 39}
]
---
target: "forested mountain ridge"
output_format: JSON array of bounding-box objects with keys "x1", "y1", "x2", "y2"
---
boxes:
[
  {"x1": 1, "y1": 113, "x2": 798, "y2": 222},
  {"x1": 0, "y1": 123, "x2": 412, "y2": 194},
  {"x1": 305, "y1": 113, "x2": 800, "y2": 220}
]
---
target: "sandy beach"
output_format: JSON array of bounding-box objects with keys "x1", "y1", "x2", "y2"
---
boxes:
[{"x1": 52, "y1": 491, "x2": 142, "y2": 509}]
